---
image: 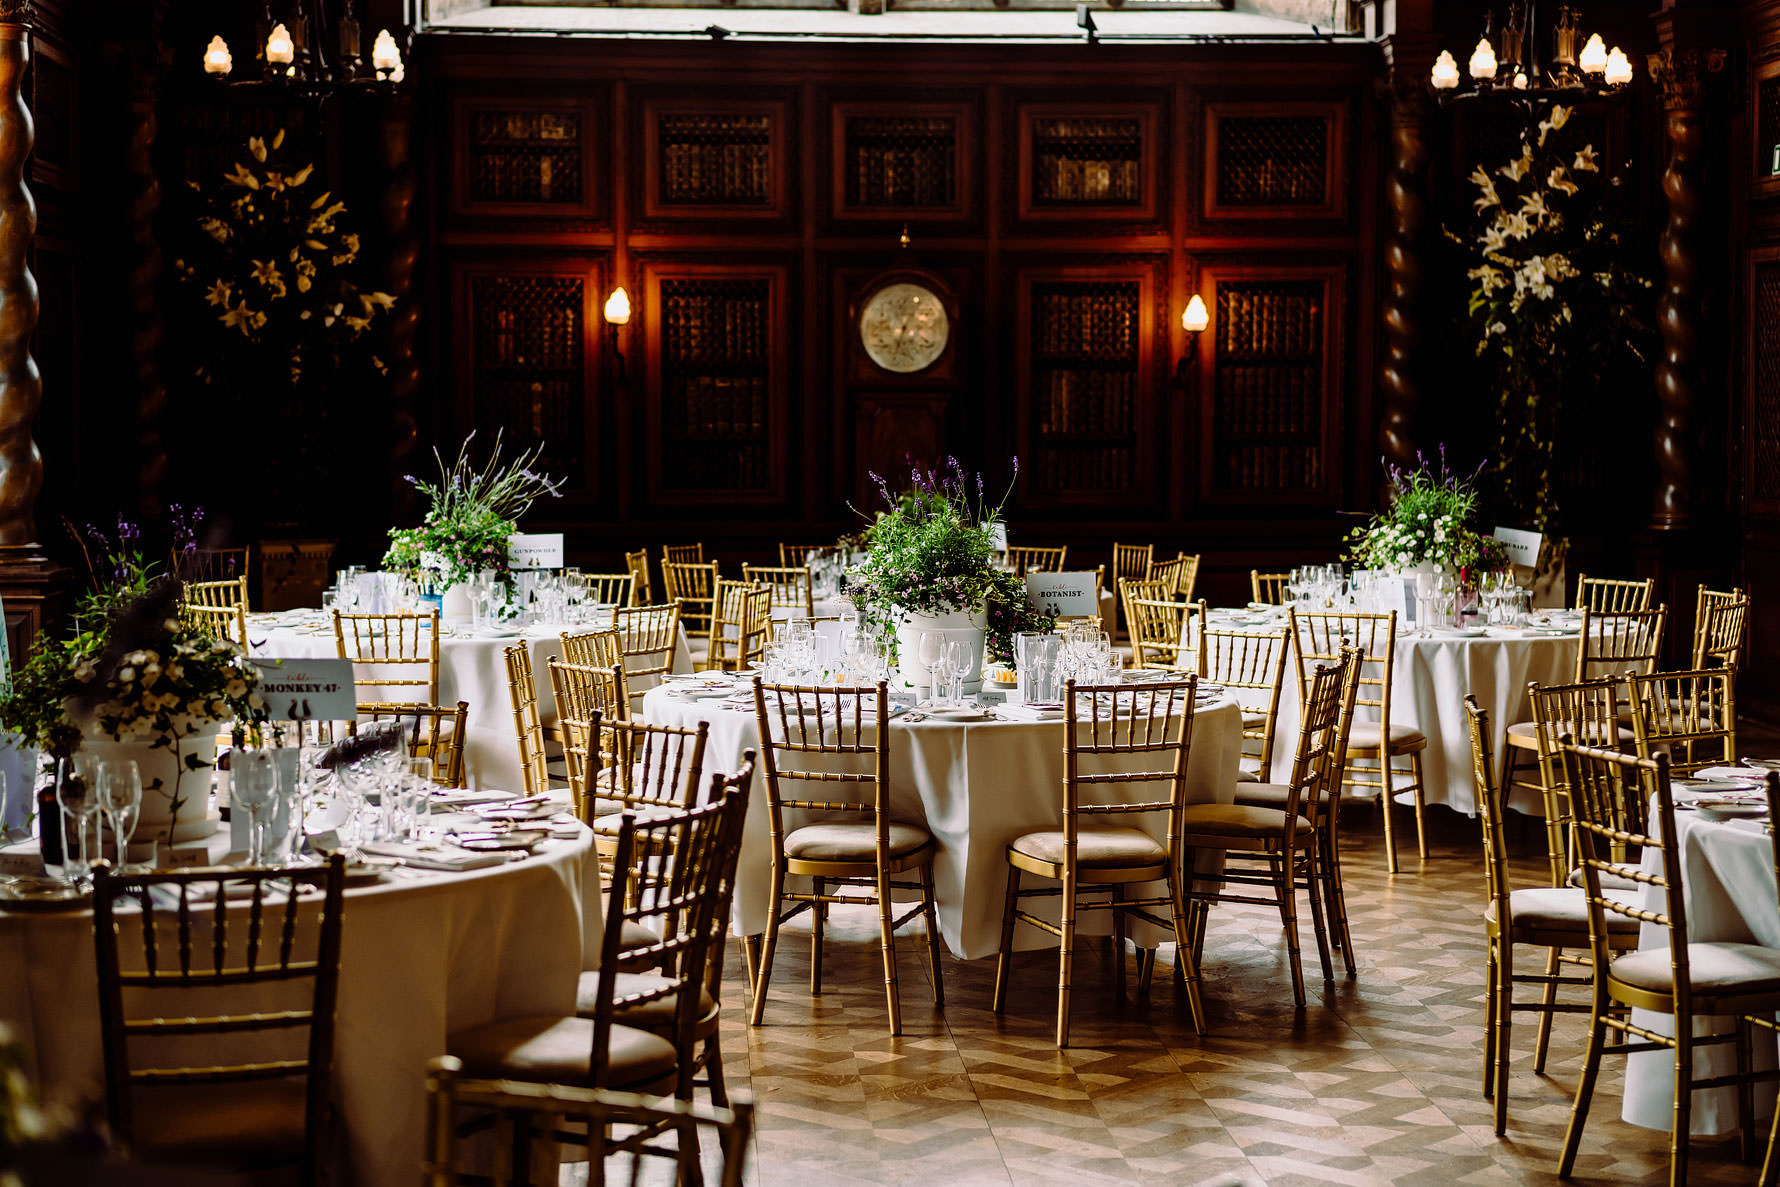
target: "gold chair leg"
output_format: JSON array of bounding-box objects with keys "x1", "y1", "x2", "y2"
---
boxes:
[
  {"x1": 703, "y1": 1033, "x2": 729, "y2": 1108},
  {"x1": 1322, "y1": 831, "x2": 1356, "y2": 977},
  {"x1": 920, "y1": 862, "x2": 944, "y2": 1007},
  {"x1": 1493, "y1": 939, "x2": 1512, "y2": 1135},
  {"x1": 810, "y1": 876, "x2": 826, "y2": 996},
  {"x1": 1482, "y1": 943, "x2": 1499, "y2": 1099},
  {"x1": 1136, "y1": 947, "x2": 1157, "y2": 998},
  {"x1": 1672, "y1": 1024, "x2": 1693, "y2": 1187},
  {"x1": 876, "y1": 863, "x2": 903, "y2": 1036},
  {"x1": 1056, "y1": 872, "x2": 1078, "y2": 1048},
  {"x1": 742, "y1": 933, "x2": 762, "y2": 998},
  {"x1": 1558, "y1": 1004, "x2": 1610, "y2": 1177},
  {"x1": 1409, "y1": 749, "x2": 1429, "y2": 861},
  {"x1": 749, "y1": 867, "x2": 786, "y2": 1027},
  {"x1": 1272, "y1": 853, "x2": 1305, "y2": 1007},
  {"x1": 1165, "y1": 864, "x2": 1207, "y2": 1036},
  {"x1": 993, "y1": 864, "x2": 1020, "y2": 1014},
  {"x1": 1761, "y1": 1080, "x2": 1780, "y2": 1186},
  {"x1": 1111, "y1": 883, "x2": 1127, "y2": 1004},
  {"x1": 1739, "y1": 1018, "x2": 1757, "y2": 1165},
  {"x1": 1533, "y1": 947, "x2": 1561, "y2": 1073},
  {"x1": 1302, "y1": 852, "x2": 1334, "y2": 984},
  {"x1": 1376, "y1": 757, "x2": 1401, "y2": 875}
]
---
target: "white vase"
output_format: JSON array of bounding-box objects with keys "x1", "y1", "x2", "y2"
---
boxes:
[
  {"x1": 84, "y1": 728, "x2": 222, "y2": 847},
  {"x1": 440, "y1": 583, "x2": 473, "y2": 624},
  {"x1": 895, "y1": 608, "x2": 988, "y2": 695}
]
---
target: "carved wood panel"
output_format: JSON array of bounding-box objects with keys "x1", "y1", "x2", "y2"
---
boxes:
[{"x1": 1203, "y1": 100, "x2": 1347, "y2": 222}]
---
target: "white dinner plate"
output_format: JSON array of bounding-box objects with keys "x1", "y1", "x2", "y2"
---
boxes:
[
  {"x1": 1694, "y1": 800, "x2": 1770, "y2": 822},
  {"x1": 925, "y1": 706, "x2": 991, "y2": 721}
]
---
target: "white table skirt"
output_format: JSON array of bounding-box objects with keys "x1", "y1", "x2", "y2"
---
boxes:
[
  {"x1": 643, "y1": 686, "x2": 1241, "y2": 959},
  {"x1": 0, "y1": 827, "x2": 603, "y2": 1187},
  {"x1": 1261, "y1": 623, "x2": 1578, "y2": 815},
  {"x1": 1622, "y1": 810, "x2": 1780, "y2": 1134},
  {"x1": 249, "y1": 614, "x2": 692, "y2": 790}
]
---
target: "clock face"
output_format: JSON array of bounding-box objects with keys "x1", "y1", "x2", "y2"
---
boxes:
[{"x1": 859, "y1": 282, "x2": 950, "y2": 374}]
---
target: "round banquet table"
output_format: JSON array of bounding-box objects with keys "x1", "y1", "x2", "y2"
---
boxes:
[
  {"x1": 0, "y1": 826, "x2": 604, "y2": 1187},
  {"x1": 1246, "y1": 611, "x2": 1579, "y2": 815},
  {"x1": 643, "y1": 684, "x2": 1242, "y2": 959},
  {"x1": 248, "y1": 611, "x2": 693, "y2": 790}
]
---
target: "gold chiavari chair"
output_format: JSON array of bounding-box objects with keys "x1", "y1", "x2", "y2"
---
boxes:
[
  {"x1": 1556, "y1": 743, "x2": 1780, "y2": 1184},
  {"x1": 1292, "y1": 609, "x2": 1429, "y2": 873},
  {"x1": 1463, "y1": 697, "x2": 1638, "y2": 1136},
  {"x1": 423, "y1": 1057, "x2": 754, "y2": 1187},
  {"x1": 1626, "y1": 666, "x2": 1736, "y2": 775},
  {"x1": 994, "y1": 678, "x2": 1206, "y2": 1045},
  {"x1": 1118, "y1": 576, "x2": 1169, "y2": 649},
  {"x1": 504, "y1": 644, "x2": 555, "y2": 798},
  {"x1": 1694, "y1": 586, "x2": 1751, "y2": 670},
  {"x1": 561, "y1": 626, "x2": 623, "y2": 670},
  {"x1": 549, "y1": 659, "x2": 629, "y2": 818},
  {"x1": 1110, "y1": 543, "x2": 1153, "y2": 633},
  {"x1": 747, "y1": 680, "x2": 942, "y2": 1036},
  {"x1": 1574, "y1": 573, "x2": 1656, "y2": 613},
  {"x1": 742, "y1": 564, "x2": 814, "y2": 617},
  {"x1": 358, "y1": 700, "x2": 470, "y2": 788},
  {"x1": 1202, "y1": 625, "x2": 1292, "y2": 783},
  {"x1": 578, "y1": 571, "x2": 636, "y2": 608},
  {"x1": 182, "y1": 576, "x2": 250, "y2": 647},
  {"x1": 616, "y1": 603, "x2": 683, "y2": 712},
  {"x1": 92, "y1": 856, "x2": 347, "y2": 1184},
  {"x1": 1006, "y1": 545, "x2": 1069, "y2": 576},
  {"x1": 1179, "y1": 656, "x2": 1349, "y2": 1008},
  {"x1": 258, "y1": 539, "x2": 334, "y2": 611},
  {"x1": 1148, "y1": 553, "x2": 1201, "y2": 602},
  {"x1": 663, "y1": 543, "x2": 706, "y2": 568},
  {"x1": 574, "y1": 711, "x2": 710, "y2": 858},
  {"x1": 625, "y1": 547, "x2": 654, "y2": 606},
  {"x1": 177, "y1": 545, "x2": 252, "y2": 586},
  {"x1": 1124, "y1": 588, "x2": 1208, "y2": 673},
  {"x1": 663, "y1": 560, "x2": 720, "y2": 652},
  {"x1": 1517, "y1": 676, "x2": 1628, "y2": 891},
  {"x1": 444, "y1": 791, "x2": 745, "y2": 1175},
  {"x1": 706, "y1": 581, "x2": 770, "y2": 673},
  {"x1": 333, "y1": 609, "x2": 441, "y2": 705},
  {"x1": 778, "y1": 543, "x2": 822, "y2": 568},
  {"x1": 1250, "y1": 570, "x2": 1291, "y2": 605}
]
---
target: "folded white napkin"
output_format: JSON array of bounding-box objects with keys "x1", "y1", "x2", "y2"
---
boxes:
[{"x1": 358, "y1": 842, "x2": 507, "y2": 871}]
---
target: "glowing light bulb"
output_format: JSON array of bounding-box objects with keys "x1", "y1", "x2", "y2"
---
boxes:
[
  {"x1": 372, "y1": 29, "x2": 403, "y2": 80},
  {"x1": 1430, "y1": 50, "x2": 1461, "y2": 90},
  {"x1": 1182, "y1": 295, "x2": 1208, "y2": 334},
  {"x1": 604, "y1": 287, "x2": 632, "y2": 326},
  {"x1": 202, "y1": 35, "x2": 233, "y2": 76},
  {"x1": 1604, "y1": 47, "x2": 1632, "y2": 87},
  {"x1": 266, "y1": 23, "x2": 294, "y2": 66},
  {"x1": 1469, "y1": 37, "x2": 1498, "y2": 81},
  {"x1": 1578, "y1": 33, "x2": 1608, "y2": 76},
  {"x1": 1512, "y1": 69, "x2": 1529, "y2": 90}
]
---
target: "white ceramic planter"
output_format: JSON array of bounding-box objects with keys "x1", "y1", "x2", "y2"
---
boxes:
[
  {"x1": 84, "y1": 728, "x2": 221, "y2": 847},
  {"x1": 895, "y1": 608, "x2": 988, "y2": 695}
]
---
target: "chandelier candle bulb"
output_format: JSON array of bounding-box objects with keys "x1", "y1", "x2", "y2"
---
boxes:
[
  {"x1": 1182, "y1": 294, "x2": 1208, "y2": 334},
  {"x1": 266, "y1": 22, "x2": 295, "y2": 67},
  {"x1": 1578, "y1": 33, "x2": 1608, "y2": 76},
  {"x1": 1430, "y1": 50, "x2": 1460, "y2": 90},
  {"x1": 1512, "y1": 70, "x2": 1528, "y2": 90},
  {"x1": 1604, "y1": 47, "x2": 1632, "y2": 87},
  {"x1": 202, "y1": 35, "x2": 232, "y2": 76},
  {"x1": 1469, "y1": 37, "x2": 1498, "y2": 81},
  {"x1": 604, "y1": 286, "x2": 631, "y2": 326},
  {"x1": 372, "y1": 29, "x2": 403, "y2": 80}
]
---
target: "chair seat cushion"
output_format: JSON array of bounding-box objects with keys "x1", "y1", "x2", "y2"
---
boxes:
[
  {"x1": 784, "y1": 821, "x2": 931, "y2": 862},
  {"x1": 1483, "y1": 887, "x2": 1641, "y2": 936},
  {"x1": 1241, "y1": 711, "x2": 1268, "y2": 730},
  {"x1": 448, "y1": 1015, "x2": 677, "y2": 1090},
  {"x1": 1568, "y1": 863, "x2": 1644, "y2": 893},
  {"x1": 1233, "y1": 782, "x2": 1292, "y2": 811},
  {"x1": 129, "y1": 1078, "x2": 309, "y2": 1168},
  {"x1": 1611, "y1": 943, "x2": 1780, "y2": 997},
  {"x1": 576, "y1": 970, "x2": 719, "y2": 1037},
  {"x1": 1344, "y1": 720, "x2": 1426, "y2": 751},
  {"x1": 1180, "y1": 802, "x2": 1311, "y2": 839},
  {"x1": 1010, "y1": 825, "x2": 1167, "y2": 869},
  {"x1": 1505, "y1": 720, "x2": 1634, "y2": 749}
]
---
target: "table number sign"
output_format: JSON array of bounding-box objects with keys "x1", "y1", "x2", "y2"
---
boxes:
[
  {"x1": 1026, "y1": 571, "x2": 1099, "y2": 620},
  {"x1": 0, "y1": 851, "x2": 43, "y2": 877},
  {"x1": 1491, "y1": 526, "x2": 1543, "y2": 569},
  {"x1": 249, "y1": 658, "x2": 359, "y2": 722},
  {"x1": 509, "y1": 533, "x2": 565, "y2": 571}
]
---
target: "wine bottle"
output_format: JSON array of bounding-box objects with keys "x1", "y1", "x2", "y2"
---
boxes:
[{"x1": 36, "y1": 782, "x2": 62, "y2": 866}]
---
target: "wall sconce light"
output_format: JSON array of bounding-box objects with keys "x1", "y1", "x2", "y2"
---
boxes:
[
  {"x1": 371, "y1": 29, "x2": 404, "y2": 82},
  {"x1": 266, "y1": 22, "x2": 296, "y2": 74},
  {"x1": 203, "y1": 35, "x2": 234, "y2": 77},
  {"x1": 1176, "y1": 294, "x2": 1208, "y2": 388},
  {"x1": 605, "y1": 286, "x2": 631, "y2": 382}
]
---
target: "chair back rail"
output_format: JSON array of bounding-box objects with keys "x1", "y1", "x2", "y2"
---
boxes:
[
  {"x1": 1200, "y1": 625, "x2": 1291, "y2": 775},
  {"x1": 332, "y1": 609, "x2": 441, "y2": 705}
]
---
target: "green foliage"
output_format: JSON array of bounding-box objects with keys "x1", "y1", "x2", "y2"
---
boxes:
[
  {"x1": 383, "y1": 430, "x2": 565, "y2": 590},
  {"x1": 1346, "y1": 449, "x2": 1511, "y2": 575}
]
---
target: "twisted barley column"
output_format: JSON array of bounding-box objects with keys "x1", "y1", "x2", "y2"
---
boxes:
[
  {"x1": 381, "y1": 95, "x2": 420, "y2": 522},
  {"x1": 1378, "y1": 86, "x2": 1431, "y2": 482},
  {"x1": 129, "y1": 77, "x2": 167, "y2": 516},
  {"x1": 0, "y1": 13, "x2": 41, "y2": 547}
]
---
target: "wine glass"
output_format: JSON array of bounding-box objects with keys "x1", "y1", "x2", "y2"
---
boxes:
[
  {"x1": 916, "y1": 631, "x2": 946, "y2": 705},
  {"x1": 945, "y1": 639, "x2": 977, "y2": 706},
  {"x1": 233, "y1": 749, "x2": 278, "y2": 866},
  {"x1": 55, "y1": 756, "x2": 102, "y2": 883},
  {"x1": 99, "y1": 760, "x2": 142, "y2": 873}
]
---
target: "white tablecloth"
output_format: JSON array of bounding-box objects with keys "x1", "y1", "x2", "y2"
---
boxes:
[
  {"x1": 643, "y1": 686, "x2": 1242, "y2": 959},
  {"x1": 1255, "y1": 617, "x2": 1578, "y2": 815},
  {"x1": 1622, "y1": 808, "x2": 1780, "y2": 1134},
  {"x1": 249, "y1": 613, "x2": 692, "y2": 790},
  {"x1": 0, "y1": 827, "x2": 603, "y2": 1187}
]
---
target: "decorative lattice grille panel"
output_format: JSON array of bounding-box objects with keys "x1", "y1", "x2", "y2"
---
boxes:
[
  {"x1": 657, "y1": 113, "x2": 772, "y2": 206},
  {"x1": 660, "y1": 279, "x2": 772, "y2": 492},
  {"x1": 1212, "y1": 280, "x2": 1324, "y2": 493},
  {"x1": 1031, "y1": 117, "x2": 1142, "y2": 206},
  {"x1": 468, "y1": 109, "x2": 583, "y2": 205},
  {"x1": 1029, "y1": 280, "x2": 1140, "y2": 495},
  {"x1": 1215, "y1": 115, "x2": 1326, "y2": 207},
  {"x1": 1754, "y1": 262, "x2": 1780, "y2": 503},
  {"x1": 844, "y1": 116, "x2": 957, "y2": 208},
  {"x1": 470, "y1": 275, "x2": 586, "y2": 488},
  {"x1": 1762, "y1": 77, "x2": 1780, "y2": 180}
]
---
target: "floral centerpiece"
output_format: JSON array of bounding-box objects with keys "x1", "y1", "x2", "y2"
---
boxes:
[
  {"x1": 0, "y1": 520, "x2": 264, "y2": 845},
  {"x1": 383, "y1": 430, "x2": 564, "y2": 598},
  {"x1": 1454, "y1": 103, "x2": 1652, "y2": 535},
  {"x1": 1346, "y1": 448, "x2": 1510, "y2": 579},
  {"x1": 846, "y1": 459, "x2": 1053, "y2": 685}
]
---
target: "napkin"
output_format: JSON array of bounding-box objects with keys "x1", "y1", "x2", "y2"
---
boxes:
[{"x1": 358, "y1": 842, "x2": 507, "y2": 871}]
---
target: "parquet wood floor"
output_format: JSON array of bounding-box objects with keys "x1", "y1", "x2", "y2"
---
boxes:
[{"x1": 590, "y1": 797, "x2": 1775, "y2": 1186}]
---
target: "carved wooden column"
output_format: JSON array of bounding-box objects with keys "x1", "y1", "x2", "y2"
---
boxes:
[
  {"x1": 1379, "y1": 80, "x2": 1432, "y2": 477},
  {"x1": 380, "y1": 92, "x2": 420, "y2": 522},
  {"x1": 1646, "y1": 47, "x2": 1723, "y2": 532},
  {"x1": 128, "y1": 16, "x2": 169, "y2": 517}
]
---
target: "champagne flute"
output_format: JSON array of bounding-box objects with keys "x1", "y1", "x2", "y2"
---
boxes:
[
  {"x1": 232, "y1": 749, "x2": 277, "y2": 866},
  {"x1": 99, "y1": 760, "x2": 142, "y2": 873}
]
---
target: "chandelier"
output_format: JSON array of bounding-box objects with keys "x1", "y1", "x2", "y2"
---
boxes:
[
  {"x1": 1429, "y1": 3, "x2": 1632, "y2": 100},
  {"x1": 199, "y1": 1, "x2": 407, "y2": 89}
]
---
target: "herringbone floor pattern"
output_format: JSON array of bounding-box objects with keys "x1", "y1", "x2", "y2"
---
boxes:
[{"x1": 588, "y1": 799, "x2": 1775, "y2": 1186}]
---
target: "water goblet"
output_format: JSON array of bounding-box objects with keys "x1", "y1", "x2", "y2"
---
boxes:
[
  {"x1": 232, "y1": 749, "x2": 278, "y2": 866},
  {"x1": 99, "y1": 760, "x2": 142, "y2": 872},
  {"x1": 945, "y1": 639, "x2": 977, "y2": 706},
  {"x1": 916, "y1": 630, "x2": 946, "y2": 705},
  {"x1": 55, "y1": 757, "x2": 101, "y2": 883}
]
